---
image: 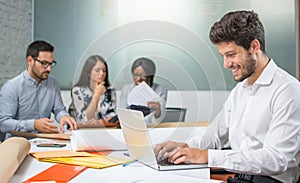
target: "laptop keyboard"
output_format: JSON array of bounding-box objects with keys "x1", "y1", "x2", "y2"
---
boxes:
[{"x1": 157, "y1": 158, "x2": 188, "y2": 166}]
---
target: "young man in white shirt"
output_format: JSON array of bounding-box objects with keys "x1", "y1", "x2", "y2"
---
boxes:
[{"x1": 155, "y1": 10, "x2": 300, "y2": 183}]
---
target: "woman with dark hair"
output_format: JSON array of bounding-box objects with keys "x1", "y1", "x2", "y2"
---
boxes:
[
  {"x1": 69, "y1": 55, "x2": 117, "y2": 127},
  {"x1": 120, "y1": 57, "x2": 168, "y2": 124}
]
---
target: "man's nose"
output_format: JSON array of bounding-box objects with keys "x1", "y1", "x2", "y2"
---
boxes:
[
  {"x1": 46, "y1": 65, "x2": 52, "y2": 71},
  {"x1": 223, "y1": 58, "x2": 233, "y2": 68}
]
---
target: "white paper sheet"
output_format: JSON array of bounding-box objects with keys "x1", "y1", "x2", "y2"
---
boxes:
[
  {"x1": 70, "y1": 158, "x2": 217, "y2": 183},
  {"x1": 127, "y1": 82, "x2": 162, "y2": 106},
  {"x1": 70, "y1": 127, "x2": 206, "y2": 152},
  {"x1": 71, "y1": 128, "x2": 127, "y2": 151}
]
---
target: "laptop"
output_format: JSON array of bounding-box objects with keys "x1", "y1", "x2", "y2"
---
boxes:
[{"x1": 117, "y1": 108, "x2": 208, "y2": 171}]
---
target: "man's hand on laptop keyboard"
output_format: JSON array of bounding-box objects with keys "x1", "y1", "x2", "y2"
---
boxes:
[
  {"x1": 154, "y1": 141, "x2": 188, "y2": 161},
  {"x1": 168, "y1": 148, "x2": 208, "y2": 165}
]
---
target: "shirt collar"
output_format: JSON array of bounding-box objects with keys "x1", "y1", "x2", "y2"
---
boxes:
[
  {"x1": 242, "y1": 59, "x2": 277, "y2": 87},
  {"x1": 24, "y1": 69, "x2": 36, "y2": 83}
]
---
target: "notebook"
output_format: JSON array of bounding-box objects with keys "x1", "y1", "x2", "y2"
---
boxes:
[{"x1": 117, "y1": 108, "x2": 208, "y2": 171}]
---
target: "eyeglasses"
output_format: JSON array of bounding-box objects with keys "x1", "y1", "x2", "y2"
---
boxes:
[
  {"x1": 34, "y1": 59, "x2": 57, "y2": 68},
  {"x1": 133, "y1": 74, "x2": 147, "y2": 80}
]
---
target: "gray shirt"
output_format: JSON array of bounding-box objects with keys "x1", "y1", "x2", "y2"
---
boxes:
[{"x1": 0, "y1": 70, "x2": 68, "y2": 138}]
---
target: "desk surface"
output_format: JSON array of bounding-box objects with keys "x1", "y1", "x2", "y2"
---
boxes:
[
  {"x1": 10, "y1": 122, "x2": 209, "y2": 140},
  {"x1": 11, "y1": 151, "x2": 221, "y2": 183},
  {"x1": 10, "y1": 124, "x2": 224, "y2": 183}
]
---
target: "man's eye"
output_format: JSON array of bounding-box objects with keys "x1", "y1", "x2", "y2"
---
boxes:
[{"x1": 226, "y1": 54, "x2": 235, "y2": 58}]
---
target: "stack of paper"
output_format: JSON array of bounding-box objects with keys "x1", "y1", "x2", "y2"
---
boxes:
[{"x1": 30, "y1": 150, "x2": 131, "y2": 169}]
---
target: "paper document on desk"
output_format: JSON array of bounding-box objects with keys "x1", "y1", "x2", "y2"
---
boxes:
[
  {"x1": 30, "y1": 150, "x2": 92, "y2": 160},
  {"x1": 127, "y1": 81, "x2": 162, "y2": 106},
  {"x1": 30, "y1": 150, "x2": 131, "y2": 169},
  {"x1": 71, "y1": 128, "x2": 126, "y2": 151},
  {"x1": 41, "y1": 156, "x2": 131, "y2": 169}
]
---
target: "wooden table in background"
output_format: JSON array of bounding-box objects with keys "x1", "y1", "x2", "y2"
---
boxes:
[{"x1": 11, "y1": 121, "x2": 209, "y2": 140}]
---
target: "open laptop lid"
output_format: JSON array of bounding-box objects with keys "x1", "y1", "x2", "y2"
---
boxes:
[
  {"x1": 117, "y1": 108, "x2": 208, "y2": 171},
  {"x1": 117, "y1": 108, "x2": 159, "y2": 170}
]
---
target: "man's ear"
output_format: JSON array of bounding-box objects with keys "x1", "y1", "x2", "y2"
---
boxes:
[
  {"x1": 26, "y1": 55, "x2": 34, "y2": 65},
  {"x1": 250, "y1": 39, "x2": 260, "y2": 53}
]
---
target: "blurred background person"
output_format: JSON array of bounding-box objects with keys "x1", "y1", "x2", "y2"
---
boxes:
[
  {"x1": 69, "y1": 55, "x2": 117, "y2": 127},
  {"x1": 0, "y1": 40, "x2": 77, "y2": 139},
  {"x1": 120, "y1": 57, "x2": 168, "y2": 124}
]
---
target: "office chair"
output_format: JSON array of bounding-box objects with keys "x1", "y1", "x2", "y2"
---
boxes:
[{"x1": 161, "y1": 107, "x2": 187, "y2": 122}]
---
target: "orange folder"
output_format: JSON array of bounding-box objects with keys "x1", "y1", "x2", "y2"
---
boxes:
[{"x1": 23, "y1": 164, "x2": 87, "y2": 183}]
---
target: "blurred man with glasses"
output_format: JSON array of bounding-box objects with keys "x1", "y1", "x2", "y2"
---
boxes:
[{"x1": 0, "y1": 40, "x2": 77, "y2": 139}]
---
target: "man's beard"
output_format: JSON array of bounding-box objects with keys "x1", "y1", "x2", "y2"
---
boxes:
[
  {"x1": 235, "y1": 52, "x2": 256, "y2": 82},
  {"x1": 31, "y1": 64, "x2": 50, "y2": 81}
]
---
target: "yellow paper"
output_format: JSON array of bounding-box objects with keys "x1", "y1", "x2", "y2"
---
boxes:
[
  {"x1": 30, "y1": 150, "x2": 93, "y2": 160},
  {"x1": 39, "y1": 156, "x2": 131, "y2": 169},
  {"x1": 30, "y1": 150, "x2": 131, "y2": 169}
]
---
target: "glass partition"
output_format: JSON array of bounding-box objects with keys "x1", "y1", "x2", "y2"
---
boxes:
[{"x1": 34, "y1": 0, "x2": 296, "y2": 90}]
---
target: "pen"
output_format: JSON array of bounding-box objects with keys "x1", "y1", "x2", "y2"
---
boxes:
[
  {"x1": 123, "y1": 152, "x2": 130, "y2": 157},
  {"x1": 122, "y1": 160, "x2": 137, "y2": 167}
]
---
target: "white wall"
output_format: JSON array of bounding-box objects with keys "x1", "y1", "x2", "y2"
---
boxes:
[{"x1": 61, "y1": 90, "x2": 230, "y2": 122}]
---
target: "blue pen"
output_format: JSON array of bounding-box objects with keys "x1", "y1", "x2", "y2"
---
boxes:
[{"x1": 122, "y1": 160, "x2": 137, "y2": 167}]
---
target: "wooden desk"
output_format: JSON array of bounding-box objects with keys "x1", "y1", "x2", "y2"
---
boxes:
[
  {"x1": 10, "y1": 130, "x2": 71, "y2": 140},
  {"x1": 10, "y1": 122, "x2": 209, "y2": 140}
]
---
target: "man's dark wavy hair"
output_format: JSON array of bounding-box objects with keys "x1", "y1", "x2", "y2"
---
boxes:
[{"x1": 209, "y1": 10, "x2": 266, "y2": 53}]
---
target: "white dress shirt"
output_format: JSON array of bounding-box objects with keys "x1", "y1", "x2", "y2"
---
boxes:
[{"x1": 187, "y1": 60, "x2": 300, "y2": 182}]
